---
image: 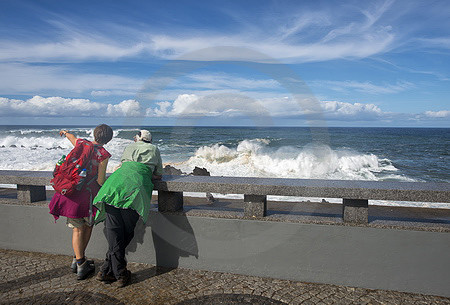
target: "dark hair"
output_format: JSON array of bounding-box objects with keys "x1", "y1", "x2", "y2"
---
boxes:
[{"x1": 94, "y1": 124, "x2": 113, "y2": 145}]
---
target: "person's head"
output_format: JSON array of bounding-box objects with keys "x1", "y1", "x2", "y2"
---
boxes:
[
  {"x1": 94, "y1": 124, "x2": 113, "y2": 145},
  {"x1": 134, "y1": 130, "x2": 152, "y2": 143}
]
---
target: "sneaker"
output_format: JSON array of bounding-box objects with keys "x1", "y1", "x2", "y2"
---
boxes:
[
  {"x1": 96, "y1": 271, "x2": 116, "y2": 282},
  {"x1": 116, "y1": 270, "x2": 131, "y2": 288},
  {"x1": 77, "y1": 260, "x2": 95, "y2": 280}
]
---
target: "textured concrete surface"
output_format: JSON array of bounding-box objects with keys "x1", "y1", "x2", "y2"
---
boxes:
[
  {"x1": 1, "y1": 170, "x2": 449, "y2": 203},
  {"x1": 1, "y1": 249, "x2": 449, "y2": 305},
  {"x1": 1, "y1": 188, "x2": 449, "y2": 233}
]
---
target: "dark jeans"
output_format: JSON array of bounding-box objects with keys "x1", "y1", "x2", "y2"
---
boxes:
[{"x1": 101, "y1": 204, "x2": 139, "y2": 278}]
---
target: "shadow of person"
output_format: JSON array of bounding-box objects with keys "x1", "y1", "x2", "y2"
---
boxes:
[
  {"x1": 125, "y1": 218, "x2": 146, "y2": 254},
  {"x1": 100, "y1": 205, "x2": 199, "y2": 285},
  {"x1": 149, "y1": 211, "x2": 199, "y2": 271}
]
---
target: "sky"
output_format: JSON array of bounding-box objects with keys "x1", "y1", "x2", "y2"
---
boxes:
[{"x1": 0, "y1": 0, "x2": 449, "y2": 127}]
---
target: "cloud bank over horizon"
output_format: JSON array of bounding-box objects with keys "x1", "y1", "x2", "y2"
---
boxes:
[{"x1": 0, "y1": 95, "x2": 447, "y2": 125}]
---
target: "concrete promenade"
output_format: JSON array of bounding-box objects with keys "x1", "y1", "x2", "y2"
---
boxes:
[{"x1": 1, "y1": 249, "x2": 449, "y2": 305}]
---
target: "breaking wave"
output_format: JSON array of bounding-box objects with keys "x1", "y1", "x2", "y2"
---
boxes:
[{"x1": 173, "y1": 139, "x2": 413, "y2": 181}]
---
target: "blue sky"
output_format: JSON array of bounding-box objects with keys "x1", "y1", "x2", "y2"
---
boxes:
[{"x1": 0, "y1": 0, "x2": 449, "y2": 127}]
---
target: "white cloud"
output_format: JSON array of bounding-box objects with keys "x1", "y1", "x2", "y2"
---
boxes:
[
  {"x1": 424, "y1": 110, "x2": 450, "y2": 118},
  {"x1": 0, "y1": 96, "x2": 139, "y2": 117},
  {"x1": 321, "y1": 101, "x2": 384, "y2": 120},
  {"x1": 147, "y1": 94, "x2": 268, "y2": 117},
  {"x1": 145, "y1": 94, "x2": 387, "y2": 121},
  {"x1": 106, "y1": 99, "x2": 142, "y2": 117},
  {"x1": 0, "y1": 95, "x2": 445, "y2": 125},
  {"x1": 0, "y1": 96, "x2": 103, "y2": 116}
]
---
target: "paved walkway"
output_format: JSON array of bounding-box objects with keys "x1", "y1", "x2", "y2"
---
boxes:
[{"x1": 1, "y1": 249, "x2": 449, "y2": 304}]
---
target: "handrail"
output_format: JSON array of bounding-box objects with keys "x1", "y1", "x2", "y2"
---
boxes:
[{"x1": 1, "y1": 169, "x2": 449, "y2": 223}]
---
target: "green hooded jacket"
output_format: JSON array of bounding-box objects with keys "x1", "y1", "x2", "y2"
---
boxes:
[{"x1": 93, "y1": 161, "x2": 154, "y2": 224}]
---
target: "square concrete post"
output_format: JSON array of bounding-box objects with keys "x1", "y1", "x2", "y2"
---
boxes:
[
  {"x1": 158, "y1": 190, "x2": 183, "y2": 212},
  {"x1": 244, "y1": 194, "x2": 267, "y2": 218},
  {"x1": 343, "y1": 199, "x2": 369, "y2": 224},
  {"x1": 17, "y1": 185, "x2": 47, "y2": 203}
]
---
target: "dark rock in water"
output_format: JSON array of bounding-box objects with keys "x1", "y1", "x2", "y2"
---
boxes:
[
  {"x1": 192, "y1": 167, "x2": 210, "y2": 176},
  {"x1": 163, "y1": 165, "x2": 215, "y2": 203},
  {"x1": 164, "y1": 165, "x2": 185, "y2": 175},
  {"x1": 191, "y1": 167, "x2": 215, "y2": 203}
]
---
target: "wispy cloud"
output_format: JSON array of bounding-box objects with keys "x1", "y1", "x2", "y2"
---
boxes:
[
  {"x1": 0, "y1": 39, "x2": 148, "y2": 62},
  {"x1": 309, "y1": 80, "x2": 414, "y2": 95},
  {"x1": 0, "y1": 1, "x2": 401, "y2": 64},
  {"x1": 0, "y1": 63, "x2": 143, "y2": 95},
  {"x1": 415, "y1": 37, "x2": 450, "y2": 50},
  {"x1": 0, "y1": 63, "x2": 285, "y2": 97}
]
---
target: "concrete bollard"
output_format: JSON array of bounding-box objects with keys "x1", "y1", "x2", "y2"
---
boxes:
[
  {"x1": 343, "y1": 198, "x2": 369, "y2": 224},
  {"x1": 158, "y1": 190, "x2": 184, "y2": 212},
  {"x1": 17, "y1": 185, "x2": 46, "y2": 203},
  {"x1": 244, "y1": 194, "x2": 267, "y2": 218}
]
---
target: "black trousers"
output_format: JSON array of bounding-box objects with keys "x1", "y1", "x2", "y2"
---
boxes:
[{"x1": 101, "y1": 204, "x2": 139, "y2": 278}]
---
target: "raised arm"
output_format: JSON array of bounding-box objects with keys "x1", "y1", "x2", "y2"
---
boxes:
[{"x1": 60, "y1": 130, "x2": 78, "y2": 146}]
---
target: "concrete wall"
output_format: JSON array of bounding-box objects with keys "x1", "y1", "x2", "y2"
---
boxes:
[{"x1": 1, "y1": 203, "x2": 449, "y2": 297}]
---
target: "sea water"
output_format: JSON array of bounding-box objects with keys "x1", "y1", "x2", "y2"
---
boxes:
[{"x1": 0, "y1": 126, "x2": 448, "y2": 208}]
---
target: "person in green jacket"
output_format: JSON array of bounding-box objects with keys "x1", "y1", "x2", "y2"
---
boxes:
[{"x1": 93, "y1": 130, "x2": 163, "y2": 288}]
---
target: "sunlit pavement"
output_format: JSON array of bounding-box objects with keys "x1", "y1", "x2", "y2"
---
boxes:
[{"x1": 1, "y1": 249, "x2": 449, "y2": 305}]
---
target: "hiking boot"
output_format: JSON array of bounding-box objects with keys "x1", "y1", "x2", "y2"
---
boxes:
[
  {"x1": 96, "y1": 271, "x2": 116, "y2": 282},
  {"x1": 72, "y1": 258, "x2": 94, "y2": 273},
  {"x1": 115, "y1": 270, "x2": 131, "y2": 288},
  {"x1": 71, "y1": 258, "x2": 77, "y2": 273},
  {"x1": 77, "y1": 260, "x2": 95, "y2": 280}
]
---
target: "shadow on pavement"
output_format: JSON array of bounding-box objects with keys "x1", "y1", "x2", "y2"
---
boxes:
[
  {"x1": 0, "y1": 265, "x2": 68, "y2": 294},
  {"x1": 2, "y1": 291, "x2": 124, "y2": 305},
  {"x1": 175, "y1": 293, "x2": 288, "y2": 305}
]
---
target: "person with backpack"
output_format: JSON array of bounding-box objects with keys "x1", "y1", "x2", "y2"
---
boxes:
[
  {"x1": 93, "y1": 129, "x2": 163, "y2": 288},
  {"x1": 49, "y1": 124, "x2": 113, "y2": 280}
]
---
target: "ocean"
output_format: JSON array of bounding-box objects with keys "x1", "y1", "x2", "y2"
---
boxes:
[{"x1": 1, "y1": 126, "x2": 448, "y2": 207}]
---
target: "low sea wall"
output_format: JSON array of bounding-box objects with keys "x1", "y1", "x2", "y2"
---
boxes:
[{"x1": 0, "y1": 170, "x2": 449, "y2": 297}]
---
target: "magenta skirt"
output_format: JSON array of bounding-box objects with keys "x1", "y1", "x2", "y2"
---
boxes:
[{"x1": 49, "y1": 186, "x2": 99, "y2": 220}]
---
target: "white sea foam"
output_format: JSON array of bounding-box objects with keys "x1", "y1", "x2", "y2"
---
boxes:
[
  {"x1": 0, "y1": 134, "x2": 129, "y2": 172},
  {"x1": 1, "y1": 131, "x2": 447, "y2": 208},
  {"x1": 169, "y1": 140, "x2": 450, "y2": 208},
  {"x1": 173, "y1": 139, "x2": 410, "y2": 181}
]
